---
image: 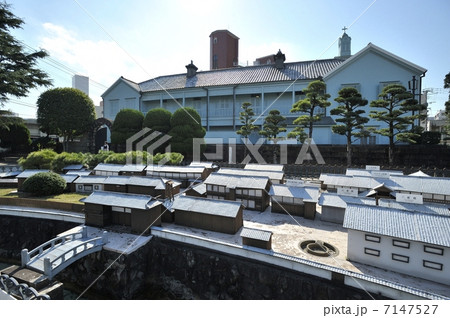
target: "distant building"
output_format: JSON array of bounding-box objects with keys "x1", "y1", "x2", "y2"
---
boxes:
[
  {"x1": 72, "y1": 74, "x2": 89, "y2": 96},
  {"x1": 210, "y1": 30, "x2": 239, "y2": 70},
  {"x1": 102, "y1": 31, "x2": 426, "y2": 145}
]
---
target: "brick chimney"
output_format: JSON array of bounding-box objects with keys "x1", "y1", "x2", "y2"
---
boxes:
[
  {"x1": 186, "y1": 60, "x2": 198, "y2": 78},
  {"x1": 274, "y1": 50, "x2": 285, "y2": 69}
]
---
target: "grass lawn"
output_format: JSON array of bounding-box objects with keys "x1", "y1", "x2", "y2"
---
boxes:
[{"x1": 0, "y1": 188, "x2": 87, "y2": 204}]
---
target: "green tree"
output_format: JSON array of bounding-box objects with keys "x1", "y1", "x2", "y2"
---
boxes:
[
  {"x1": 444, "y1": 72, "x2": 450, "y2": 136},
  {"x1": 143, "y1": 108, "x2": 172, "y2": 133},
  {"x1": 331, "y1": 87, "x2": 369, "y2": 167},
  {"x1": 236, "y1": 101, "x2": 259, "y2": 155},
  {"x1": 0, "y1": 119, "x2": 31, "y2": 151},
  {"x1": 259, "y1": 109, "x2": 286, "y2": 163},
  {"x1": 289, "y1": 80, "x2": 331, "y2": 142},
  {"x1": 168, "y1": 107, "x2": 205, "y2": 158},
  {"x1": 369, "y1": 84, "x2": 424, "y2": 166},
  {"x1": 0, "y1": 2, "x2": 52, "y2": 127},
  {"x1": 110, "y1": 108, "x2": 144, "y2": 145},
  {"x1": 51, "y1": 152, "x2": 85, "y2": 173},
  {"x1": 18, "y1": 148, "x2": 57, "y2": 169},
  {"x1": 37, "y1": 88, "x2": 96, "y2": 151},
  {"x1": 143, "y1": 108, "x2": 172, "y2": 153},
  {"x1": 22, "y1": 171, "x2": 66, "y2": 196}
]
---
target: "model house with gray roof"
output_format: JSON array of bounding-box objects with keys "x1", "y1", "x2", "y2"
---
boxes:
[
  {"x1": 343, "y1": 204, "x2": 450, "y2": 285},
  {"x1": 269, "y1": 184, "x2": 319, "y2": 219}
]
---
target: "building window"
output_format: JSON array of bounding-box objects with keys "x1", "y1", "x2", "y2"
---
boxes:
[
  {"x1": 341, "y1": 83, "x2": 361, "y2": 92},
  {"x1": 423, "y1": 260, "x2": 443, "y2": 271},
  {"x1": 213, "y1": 37, "x2": 217, "y2": 44},
  {"x1": 112, "y1": 206, "x2": 124, "y2": 212},
  {"x1": 84, "y1": 185, "x2": 93, "y2": 192},
  {"x1": 392, "y1": 253, "x2": 409, "y2": 263},
  {"x1": 365, "y1": 234, "x2": 381, "y2": 243},
  {"x1": 361, "y1": 135, "x2": 376, "y2": 145},
  {"x1": 78, "y1": 185, "x2": 83, "y2": 190},
  {"x1": 424, "y1": 245, "x2": 444, "y2": 256},
  {"x1": 94, "y1": 185, "x2": 100, "y2": 190},
  {"x1": 364, "y1": 248, "x2": 380, "y2": 257},
  {"x1": 379, "y1": 81, "x2": 401, "y2": 94},
  {"x1": 393, "y1": 239, "x2": 410, "y2": 249},
  {"x1": 213, "y1": 54, "x2": 218, "y2": 69}
]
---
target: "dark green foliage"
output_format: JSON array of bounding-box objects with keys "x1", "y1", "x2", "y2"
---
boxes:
[
  {"x1": 152, "y1": 152, "x2": 184, "y2": 165},
  {"x1": 22, "y1": 172, "x2": 66, "y2": 196},
  {"x1": 37, "y1": 88, "x2": 96, "y2": 150},
  {"x1": 289, "y1": 80, "x2": 331, "y2": 141},
  {"x1": 168, "y1": 107, "x2": 205, "y2": 157},
  {"x1": 236, "y1": 102, "x2": 258, "y2": 139},
  {"x1": 259, "y1": 109, "x2": 287, "y2": 140},
  {"x1": 18, "y1": 149, "x2": 57, "y2": 169},
  {"x1": 51, "y1": 152, "x2": 85, "y2": 173},
  {"x1": 0, "y1": 2, "x2": 52, "y2": 107},
  {"x1": 0, "y1": 120, "x2": 31, "y2": 151},
  {"x1": 419, "y1": 131, "x2": 441, "y2": 145},
  {"x1": 83, "y1": 150, "x2": 114, "y2": 169},
  {"x1": 143, "y1": 108, "x2": 172, "y2": 133},
  {"x1": 104, "y1": 152, "x2": 127, "y2": 164},
  {"x1": 30, "y1": 136, "x2": 59, "y2": 151},
  {"x1": 330, "y1": 87, "x2": 369, "y2": 166},
  {"x1": 111, "y1": 108, "x2": 144, "y2": 144},
  {"x1": 370, "y1": 84, "x2": 426, "y2": 165},
  {"x1": 444, "y1": 72, "x2": 450, "y2": 135}
]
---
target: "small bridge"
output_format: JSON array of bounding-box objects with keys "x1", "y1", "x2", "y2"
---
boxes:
[{"x1": 21, "y1": 226, "x2": 108, "y2": 280}]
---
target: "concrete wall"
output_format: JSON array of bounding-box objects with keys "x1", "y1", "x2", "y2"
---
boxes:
[
  {"x1": 320, "y1": 206, "x2": 345, "y2": 224},
  {"x1": 347, "y1": 229, "x2": 450, "y2": 285}
]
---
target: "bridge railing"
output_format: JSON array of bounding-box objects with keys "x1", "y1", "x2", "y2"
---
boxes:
[
  {"x1": 43, "y1": 234, "x2": 107, "y2": 279},
  {"x1": 21, "y1": 226, "x2": 88, "y2": 267}
]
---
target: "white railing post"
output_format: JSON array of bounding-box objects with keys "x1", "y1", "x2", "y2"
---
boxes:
[
  {"x1": 43, "y1": 258, "x2": 52, "y2": 279},
  {"x1": 102, "y1": 231, "x2": 108, "y2": 245},
  {"x1": 21, "y1": 249, "x2": 29, "y2": 267}
]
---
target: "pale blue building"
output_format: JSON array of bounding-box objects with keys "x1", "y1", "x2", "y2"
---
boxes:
[{"x1": 101, "y1": 32, "x2": 426, "y2": 145}]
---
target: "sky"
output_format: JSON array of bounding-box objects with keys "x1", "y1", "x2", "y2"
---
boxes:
[{"x1": 4, "y1": 0, "x2": 450, "y2": 119}]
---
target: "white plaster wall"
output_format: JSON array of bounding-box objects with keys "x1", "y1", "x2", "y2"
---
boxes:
[
  {"x1": 347, "y1": 229, "x2": 450, "y2": 285},
  {"x1": 103, "y1": 81, "x2": 141, "y2": 121}
]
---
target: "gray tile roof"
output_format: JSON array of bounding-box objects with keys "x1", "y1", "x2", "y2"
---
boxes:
[
  {"x1": 145, "y1": 165, "x2": 206, "y2": 174},
  {"x1": 244, "y1": 163, "x2": 284, "y2": 172},
  {"x1": 343, "y1": 204, "x2": 450, "y2": 247},
  {"x1": 93, "y1": 163, "x2": 124, "y2": 172},
  {"x1": 205, "y1": 172, "x2": 269, "y2": 190},
  {"x1": 74, "y1": 176, "x2": 108, "y2": 184},
  {"x1": 127, "y1": 176, "x2": 167, "y2": 189},
  {"x1": 59, "y1": 174, "x2": 78, "y2": 183},
  {"x1": 346, "y1": 168, "x2": 403, "y2": 177},
  {"x1": 63, "y1": 164, "x2": 84, "y2": 170},
  {"x1": 188, "y1": 182, "x2": 207, "y2": 194},
  {"x1": 318, "y1": 193, "x2": 376, "y2": 208},
  {"x1": 65, "y1": 170, "x2": 92, "y2": 176},
  {"x1": 139, "y1": 59, "x2": 344, "y2": 92},
  {"x1": 17, "y1": 170, "x2": 50, "y2": 178},
  {"x1": 171, "y1": 195, "x2": 242, "y2": 218},
  {"x1": 103, "y1": 176, "x2": 130, "y2": 185},
  {"x1": 83, "y1": 191, "x2": 157, "y2": 210},
  {"x1": 120, "y1": 164, "x2": 147, "y2": 172},
  {"x1": 241, "y1": 227, "x2": 272, "y2": 241},
  {"x1": 389, "y1": 175, "x2": 450, "y2": 196},
  {"x1": 378, "y1": 199, "x2": 450, "y2": 218},
  {"x1": 218, "y1": 167, "x2": 284, "y2": 181},
  {"x1": 270, "y1": 185, "x2": 319, "y2": 202}
]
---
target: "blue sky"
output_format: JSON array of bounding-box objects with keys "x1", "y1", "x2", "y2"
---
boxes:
[{"x1": 5, "y1": 0, "x2": 450, "y2": 118}]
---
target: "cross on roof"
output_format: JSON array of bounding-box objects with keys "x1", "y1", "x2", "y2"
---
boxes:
[{"x1": 342, "y1": 26, "x2": 348, "y2": 32}]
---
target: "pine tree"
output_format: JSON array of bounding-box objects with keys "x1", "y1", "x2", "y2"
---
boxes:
[
  {"x1": 260, "y1": 109, "x2": 286, "y2": 163},
  {"x1": 331, "y1": 87, "x2": 369, "y2": 167}
]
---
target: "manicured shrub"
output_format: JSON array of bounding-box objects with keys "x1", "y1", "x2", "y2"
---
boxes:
[
  {"x1": 104, "y1": 151, "x2": 153, "y2": 165},
  {"x1": 84, "y1": 150, "x2": 114, "y2": 169},
  {"x1": 18, "y1": 149, "x2": 58, "y2": 169},
  {"x1": 22, "y1": 172, "x2": 66, "y2": 196},
  {"x1": 51, "y1": 152, "x2": 85, "y2": 172},
  {"x1": 168, "y1": 107, "x2": 205, "y2": 157},
  {"x1": 143, "y1": 108, "x2": 172, "y2": 133},
  {"x1": 111, "y1": 109, "x2": 144, "y2": 145}
]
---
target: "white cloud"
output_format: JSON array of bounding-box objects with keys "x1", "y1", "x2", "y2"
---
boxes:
[{"x1": 39, "y1": 23, "x2": 146, "y2": 104}]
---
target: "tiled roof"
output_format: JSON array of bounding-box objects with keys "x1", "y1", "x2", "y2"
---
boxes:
[
  {"x1": 120, "y1": 164, "x2": 147, "y2": 172},
  {"x1": 74, "y1": 176, "x2": 108, "y2": 184},
  {"x1": 378, "y1": 199, "x2": 450, "y2": 218},
  {"x1": 205, "y1": 172, "x2": 269, "y2": 190},
  {"x1": 139, "y1": 59, "x2": 344, "y2": 93},
  {"x1": 244, "y1": 164, "x2": 284, "y2": 172},
  {"x1": 345, "y1": 168, "x2": 403, "y2": 177},
  {"x1": 318, "y1": 193, "x2": 376, "y2": 208},
  {"x1": 63, "y1": 164, "x2": 84, "y2": 170},
  {"x1": 171, "y1": 195, "x2": 242, "y2": 218},
  {"x1": 82, "y1": 191, "x2": 156, "y2": 210},
  {"x1": 93, "y1": 163, "x2": 124, "y2": 172},
  {"x1": 270, "y1": 185, "x2": 319, "y2": 202},
  {"x1": 389, "y1": 175, "x2": 450, "y2": 196},
  {"x1": 16, "y1": 170, "x2": 50, "y2": 178},
  {"x1": 145, "y1": 165, "x2": 205, "y2": 173},
  {"x1": 343, "y1": 204, "x2": 450, "y2": 247},
  {"x1": 218, "y1": 167, "x2": 284, "y2": 181},
  {"x1": 241, "y1": 227, "x2": 272, "y2": 241}
]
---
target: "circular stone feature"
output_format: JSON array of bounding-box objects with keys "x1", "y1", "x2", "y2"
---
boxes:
[{"x1": 299, "y1": 240, "x2": 339, "y2": 257}]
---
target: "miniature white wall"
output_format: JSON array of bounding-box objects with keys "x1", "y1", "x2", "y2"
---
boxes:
[{"x1": 347, "y1": 229, "x2": 450, "y2": 286}]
